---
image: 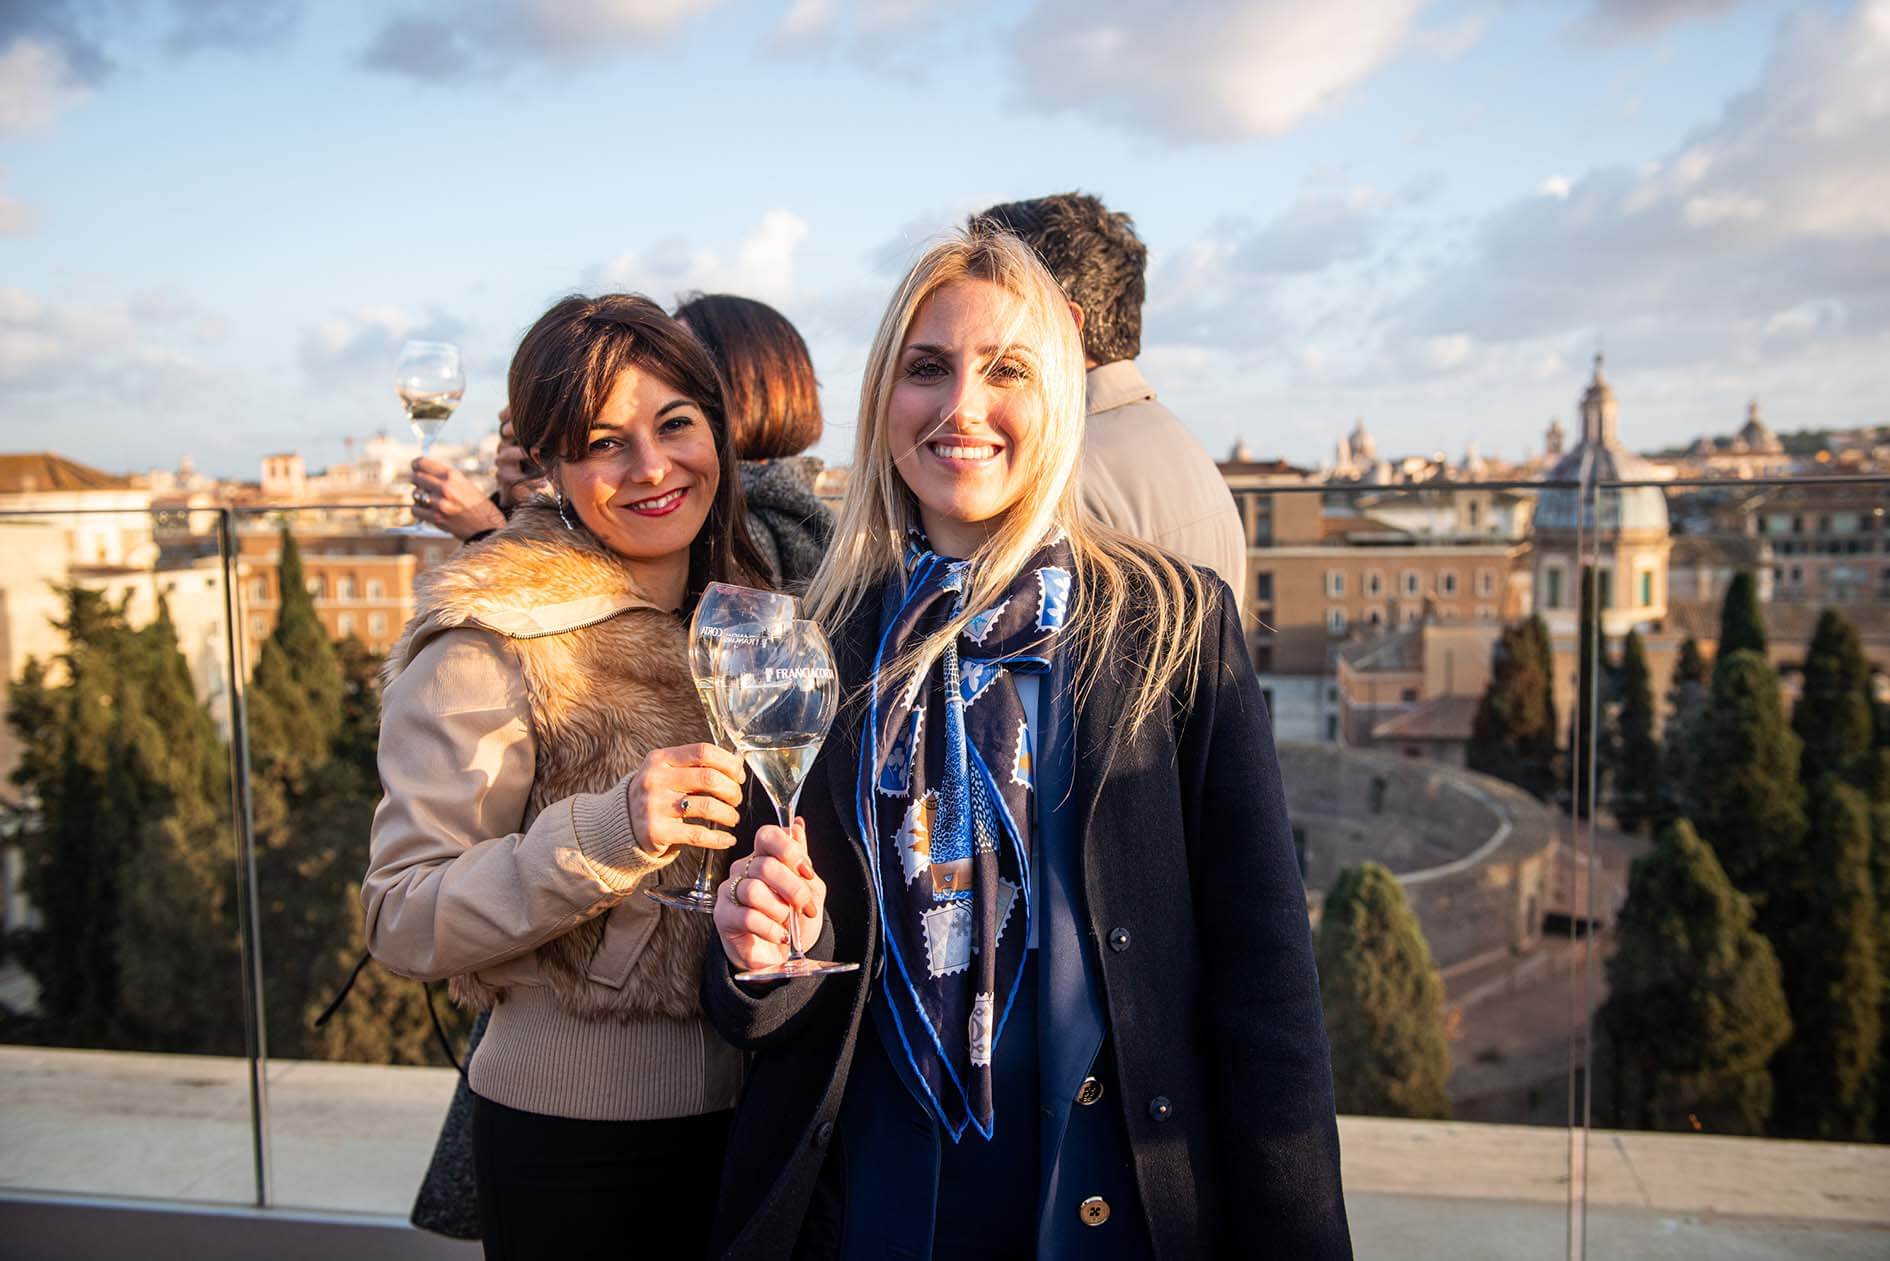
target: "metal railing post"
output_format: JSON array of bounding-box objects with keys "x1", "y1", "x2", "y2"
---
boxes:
[{"x1": 218, "y1": 507, "x2": 272, "y2": 1208}]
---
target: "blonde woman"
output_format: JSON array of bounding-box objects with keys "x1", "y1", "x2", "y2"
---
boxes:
[{"x1": 704, "y1": 234, "x2": 1351, "y2": 1260}]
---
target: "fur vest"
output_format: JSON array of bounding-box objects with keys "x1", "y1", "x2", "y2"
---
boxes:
[{"x1": 384, "y1": 503, "x2": 715, "y2": 1022}]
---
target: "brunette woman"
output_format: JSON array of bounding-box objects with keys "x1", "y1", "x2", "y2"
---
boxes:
[
  {"x1": 674, "y1": 292, "x2": 834, "y2": 589},
  {"x1": 702, "y1": 234, "x2": 1351, "y2": 1259},
  {"x1": 364, "y1": 294, "x2": 769, "y2": 1259}
]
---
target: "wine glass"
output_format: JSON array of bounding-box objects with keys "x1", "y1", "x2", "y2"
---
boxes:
[
  {"x1": 647, "y1": 583, "x2": 797, "y2": 913},
  {"x1": 394, "y1": 340, "x2": 465, "y2": 534},
  {"x1": 718, "y1": 618, "x2": 858, "y2": 981}
]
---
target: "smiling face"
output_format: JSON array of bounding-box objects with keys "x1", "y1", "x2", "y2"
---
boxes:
[
  {"x1": 887, "y1": 279, "x2": 1045, "y2": 558},
  {"x1": 556, "y1": 364, "x2": 720, "y2": 604}
]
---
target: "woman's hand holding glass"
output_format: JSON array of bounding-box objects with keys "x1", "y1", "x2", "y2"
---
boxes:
[
  {"x1": 714, "y1": 820, "x2": 827, "y2": 973},
  {"x1": 626, "y1": 742, "x2": 746, "y2": 859}
]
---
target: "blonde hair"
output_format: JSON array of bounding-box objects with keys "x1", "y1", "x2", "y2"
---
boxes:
[{"x1": 804, "y1": 231, "x2": 1210, "y2": 735}]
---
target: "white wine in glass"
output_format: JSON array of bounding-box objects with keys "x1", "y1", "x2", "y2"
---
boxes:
[
  {"x1": 395, "y1": 340, "x2": 465, "y2": 458},
  {"x1": 647, "y1": 583, "x2": 797, "y2": 915},
  {"x1": 719, "y1": 619, "x2": 857, "y2": 982}
]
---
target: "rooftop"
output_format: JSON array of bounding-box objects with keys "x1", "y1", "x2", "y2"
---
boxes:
[{"x1": 0, "y1": 452, "x2": 134, "y2": 494}]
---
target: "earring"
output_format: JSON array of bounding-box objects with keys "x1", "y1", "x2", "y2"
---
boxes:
[{"x1": 555, "y1": 487, "x2": 580, "y2": 532}]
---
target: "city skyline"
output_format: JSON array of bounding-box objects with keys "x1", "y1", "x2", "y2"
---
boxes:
[{"x1": 2, "y1": 0, "x2": 1886, "y2": 479}]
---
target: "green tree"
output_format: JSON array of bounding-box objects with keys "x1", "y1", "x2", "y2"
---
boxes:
[
  {"x1": 1717, "y1": 570, "x2": 1767, "y2": 665},
  {"x1": 1316, "y1": 863, "x2": 1452, "y2": 1119},
  {"x1": 1657, "y1": 637, "x2": 1711, "y2": 832},
  {"x1": 1610, "y1": 630, "x2": 1661, "y2": 835},
  {"x1": 1793, "y1": 609, "x2": 1875, "y2": 795},
  {"x1": 1596, "y1": 820, "x2": 1791, "y2": 1135},
  {"x1": 1569, "y1": 567, "x2": 1608, "y2": 819},
  {"x1": 1771, "y1": 779, "x2": 1881, "y2": 1141},
  {"x1": 1469, "y1": 615, "x2": 1558, "y2": 800},
  {"x1": 1686, "y1": 650, "x2": 1807, "y2": 940},
  {"x1": 1873, "y1": 802, "x2": 1890, "y2": 1142}
]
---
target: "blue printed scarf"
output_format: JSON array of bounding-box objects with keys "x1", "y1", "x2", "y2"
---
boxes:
[{"x1": 856, "y1": 533, "x2": 1073, "y2": 1141}]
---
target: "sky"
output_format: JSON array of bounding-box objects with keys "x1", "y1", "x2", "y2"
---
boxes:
[{"x1": 1, "y1": 0, "x2": 1886, "y2": 479}]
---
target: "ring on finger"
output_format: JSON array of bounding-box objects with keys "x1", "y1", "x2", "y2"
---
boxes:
[
  {"x1": 413, "y1": 489, "x2": 431, "y2": 507},
  {"x1": 677, "y1": 793, "x2": 691, "y2": 818},
  {"x1": 732, "y1": 875, "x2": 752, "y2": 907}
]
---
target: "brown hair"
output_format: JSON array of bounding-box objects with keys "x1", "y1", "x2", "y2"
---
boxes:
[
  {"x1": 673, "y1": 293, "x2": 823, "y2": 460},
  {"x1": 507, "y1": 292, "x2": 769, "y2": 595}
]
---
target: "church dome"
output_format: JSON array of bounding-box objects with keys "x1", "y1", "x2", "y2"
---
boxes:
[
  {"x1": 1737, "y1": 399, "x2": 1783, "y2": 455},
  {"x1": 1534, "y1": 356, "x2": 1670, "y2": 536}
]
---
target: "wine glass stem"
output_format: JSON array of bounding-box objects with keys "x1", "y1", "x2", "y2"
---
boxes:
[
  {"x1": 774, "y1": 787, "x2": 806, "y2": 962},
  {"x1": 419, "y1": 432, "x2": 436, "y2": 459}
]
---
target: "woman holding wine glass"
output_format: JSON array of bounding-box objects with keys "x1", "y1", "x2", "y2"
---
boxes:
[
  {"x1": 705, "y1": 233, "x2": 1351, "y2": 1259},
  {"x1": 363, "y1": 293, "x2": 771, "y2": 1259}
]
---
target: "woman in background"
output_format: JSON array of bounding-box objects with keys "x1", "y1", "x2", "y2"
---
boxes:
[
  {"x1": 703, "y1": 234, "x2": 1350, "y2": 1259},
  {"x1": 675, "y1": 293, "x2": 833, "y2": 589},
  {"x1": 365, "y1": 293, "x2": 768, "y2": 1259}
]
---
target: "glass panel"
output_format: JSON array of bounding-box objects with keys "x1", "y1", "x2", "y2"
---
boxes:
[
  {"x1": 242, "y1": 506, "x2": 469, "y2": 1214},
  {"x1": 0, "y1": 504, "x2": 257, "y2": 1205},
  {"x1": 1586, "y1": 474, "x2": 1890, "y2": 1248},
  {"x1": 1251, "y1": 482, "x2": 1578, "y2": 1256}
]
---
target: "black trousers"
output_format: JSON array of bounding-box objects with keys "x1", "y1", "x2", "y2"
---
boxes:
[{"x1": 472, "y1": 1093, "x2": 732, "y2": 1260}]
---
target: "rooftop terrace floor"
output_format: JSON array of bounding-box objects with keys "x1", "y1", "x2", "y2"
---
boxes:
[{"x1": 2, "y1": 1046, "x2": 1886, "y2": 1258}]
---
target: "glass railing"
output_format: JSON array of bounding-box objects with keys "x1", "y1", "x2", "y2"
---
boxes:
[{"x1": 2, "y1": 478, "x2": 1885, "y2": 1255}]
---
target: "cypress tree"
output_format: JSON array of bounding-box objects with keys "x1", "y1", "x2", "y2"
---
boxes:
[
  {"x1": 1316, "y1": 863, "x2": 1452, "y2": 1119},
  {"x1": 1469, "y1": 615, "x2": 1558, "y2": 800},
  {"x1": 1657, "y1": 636, "x2": 1711, "y2": 832},
  {"x1": 1771, "y1": 779, "x2": 1881, "y2": 1141},
  {"x1": 1872, "y1": 802, "x2": 1890, "y2": 1142},
  {"x1": 1717, "y1": 570, "x2": 1767, "y2": 665},
  {"x1": 1596, "y1": 820, "x2": 1790, "y2": 1135},
  {"x1": 1686, "y1": 650, "x2": 1806, "y2": 940},
  {"x1": 1611, "y1": 630, "x2": 1661, "y2": 835},
  {"x1": 1793, "y1": 609, "x2": 1875, "y2": 795},
  {"x1": 1568, "y1": 567, "x2": 1607, "y2": 819}
]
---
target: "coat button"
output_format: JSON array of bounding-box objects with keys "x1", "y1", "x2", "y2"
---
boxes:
[
  {"x1": 1147, "y1": 1095, "x2": 1173, "y2": 1122},
  {"x1": 813, "y1": 1121, "x2": 835, "y2": 1148},
  {"x1": 1075, "y1": 1076, "x2": 1104, "y2": 1106},
  {"x1": 1107, "y1": 927, "x2": 1131, "y2": 952},
  {"x1": 1078, "y1": 1196, "x2": 1111, "y2": 1227}
]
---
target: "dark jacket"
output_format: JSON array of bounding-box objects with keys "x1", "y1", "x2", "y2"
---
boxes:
[
  {"x1": 740, "y1": 457, "x2": 833, "y2": 590},
  {"x1": 702, "y1": 577, "x2": 1351, "y2": 1261}
]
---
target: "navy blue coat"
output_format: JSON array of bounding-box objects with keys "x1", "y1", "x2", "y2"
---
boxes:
[{"x1": 701, "y1": 577, "x2": 1352, "y2": 1260}]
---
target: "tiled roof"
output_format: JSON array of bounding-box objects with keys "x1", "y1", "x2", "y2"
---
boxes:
[
  {"x1": 0, "y1": 452, "x2": 131, "y2": 493},
  {"x1": 1371, "y1": 694, "x2": 1482, "y2": 742}
]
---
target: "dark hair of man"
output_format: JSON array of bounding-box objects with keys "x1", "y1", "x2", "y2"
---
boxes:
[
  {"x1": 969, "y1": 191, "x2": 1145, "y2": 365},
  {"x1": 673, "y1": 293, "x2": 824, "y2": 461},
  {"x1": 508, "y1": 292, "x2": 768, "y2": 595}
]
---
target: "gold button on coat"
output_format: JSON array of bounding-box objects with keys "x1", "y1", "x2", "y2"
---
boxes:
[
  {"x1": 1079, "y1": 1196, "x2": 1111, "y2": 1226},
  {"x1": 1075, "y1": 1076, "x2": 1104, "y2": 1106}
]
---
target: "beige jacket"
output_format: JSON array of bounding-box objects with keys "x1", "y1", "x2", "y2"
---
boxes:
[
  {"x1": 362, "y1": 505, "x2": 741, "y2": 1121},
  {"x1": 1082, "y1": 359, "x2": 1248, "y2": 617}
]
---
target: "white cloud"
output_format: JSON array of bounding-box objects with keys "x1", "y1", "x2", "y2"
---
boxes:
[
  {"x1": 0, "y1": 287, "x2": 213, "y2": 406},
  {"x1": 0, "y1": 170, "x2": 31, "y2": 235},
  {"x1": 777, "y1": 0, "x2": 837, "y2": 39},
  {"x1": 1010, "y1": 0, "x2": 1425, "y2": 142},
  {"x1": 299, "y1": 307, "x2": 470, "y2": 383},
  {"x1": 586, "y1": 210, "x2": 811, "y2": 304},
  {"x1": 0, "y1": 38, "x2": 89, "y2": 134},
  {"x1": 363, "y1": 0, "x2": 720, "y2": 79},
  {"x1": 1539, "y1": 175, "x2": 1572, "y2": 199},
  {"x1": 1575, "y1": 0, "x2": 1748, "y2": 43}
]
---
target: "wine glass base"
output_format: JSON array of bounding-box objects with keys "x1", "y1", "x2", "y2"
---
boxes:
[
  {"x1": 646, "y1": 886, "x2": 719, "y2": 914},
  {"x1": 389, "y1": 522, "x2": 452, "y2": 537},
  {"x1": 734, "y1": 957, "x2": 860, "y2": 983}
]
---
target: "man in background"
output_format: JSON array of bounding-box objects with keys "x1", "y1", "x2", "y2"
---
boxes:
[{"x1": 971, "y1": 192, "x2": 1247, "y2": 615}]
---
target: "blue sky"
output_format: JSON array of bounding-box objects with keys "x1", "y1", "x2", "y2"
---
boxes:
[{"x1": 2, "y1": 0, "x2": 1885, "y2": 478}]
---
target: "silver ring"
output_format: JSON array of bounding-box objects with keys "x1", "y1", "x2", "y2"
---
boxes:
[
  {"x1": 413, "y1": 489, "x2": 431, "y2": 507},
  {"x1": 677, "y1": 793, "x2": 691, "y2": 818}
]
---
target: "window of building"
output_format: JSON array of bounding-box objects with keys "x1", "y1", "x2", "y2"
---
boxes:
[
  {"x1": 1545, "y1": 566, "x2": 1564, "y2": 609},
  {"x1": 1326, "y1": 608, "x2": 1347, "y2": 635},
  {"x1": 1638, "y1": 569, "x2": 1655, "y2": 607},
  {"x1": 1367, "y1": 608, "x2": 1384, "y2": 628},
  {"x1": 250, "y1": 578, "x2": 268, "y2": 602},
  {"x1": 1402, "y1": 606, "x2": 1422, "y2": 627},
  {"x1": 1254, "y1": 643, "x2": 1274, "y2": 672},
  {"x1": 306, "y1": 576, "x2": 323, "y2": 598},
  {"x1": 1440, "y1": 570, "x2": 1459, "y2": 597},
  {"x1": 1468, "y1": 501, "x2": 1481, "y2": 529},
  {"x1": 1789, "y1": 565, "x2": 1804, "y2": 584},
  {"x1": 1475, "y1": 604, "x2": 1496, "y2": 620},
  {"x1": 1401, "y1": 571, "x2": 1421, "y2": 598},
  {"x1": 1365, "y1": 570, "x2": 1384, "y2": 597},
  {"x1": 1325, "y1": 570, "x2": 1345, "y2": 598},
  {"x1": 369, "y1": 613, "x2": 387, "y2": 636},
  {"x1": 366, "y1": 579, "x2": 385, "y2": 600},
  {"x1": 249, "y1": 615, "x2": 267, "y2": 638},
  {"x1": 1324, "y1": 713, "x2": 1339, "y2": 742},
  {"x1": 337, "y1": 613, "x2": 355, "y2": 636},
  {"x1": 1400, "y1": 687, "x2": 1419, "y2": 704},
  {"x1": 337, "y1": 576, "x2": 356, "y2": 600},
  {"x1": 1475, "y1": 568, "x2": 1496, "y2": 597},
  {"x1": 1833, "y1": 512, "x2": 1859, "y2": 534},
  {"x1": 1254, "y1": 571, "x2": 1274, "y2": 604},
  {"x1": 1597, "y1": 568, "x2": 1614, "y2": 610}
]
